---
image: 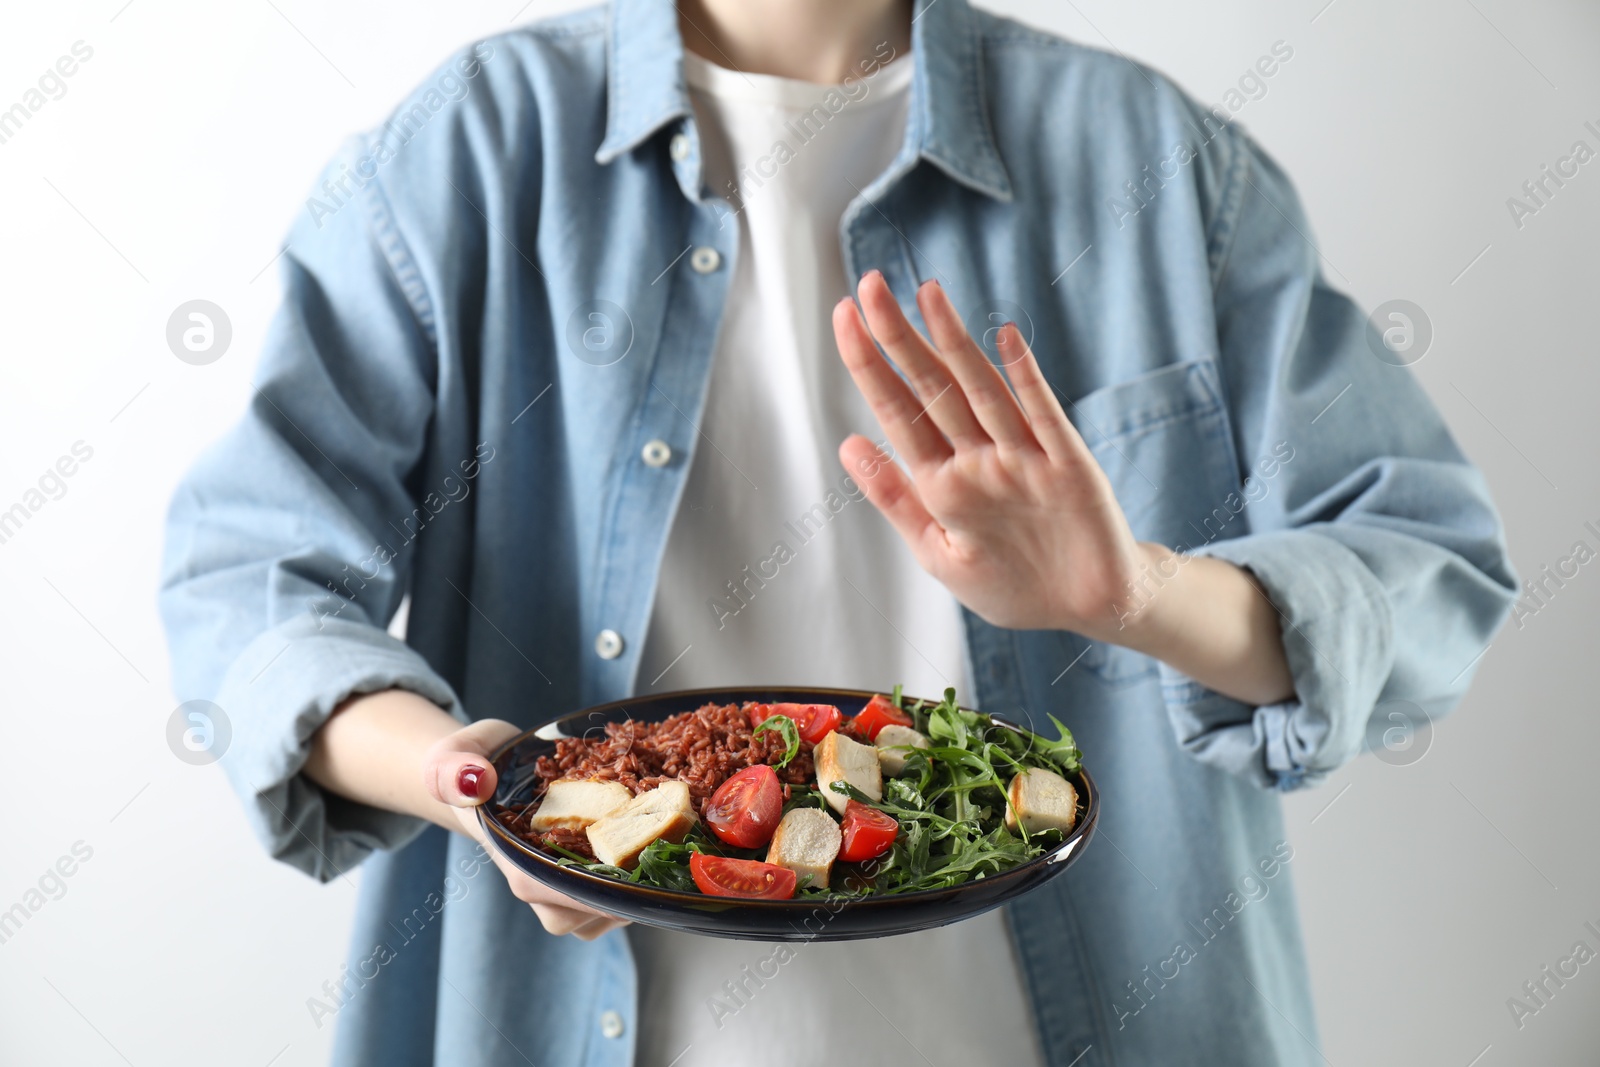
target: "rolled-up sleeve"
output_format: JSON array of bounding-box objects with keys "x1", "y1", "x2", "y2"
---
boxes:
[
  {"x1": 1159, "y1": 127, "x2": 1519, "y2": 790},
  {"x1": 159, "y1": 140, "x2": 468, "y2": 880}
]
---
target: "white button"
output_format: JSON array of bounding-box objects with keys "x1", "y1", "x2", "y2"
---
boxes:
[
  {"x1": 595, "y1": 629, "x2": 624, "y2": 660},
  {"x1": 669, "y1": 133, "x2": 690, "y2": 162},
  {"x1": 600, "y1": 1010, "x2": 625, "y2": 1039},
  {"x1": 641, "y1": 439, "x2": 672, "y2": 468},
  {"x1": 689, "y1": 246, "x2": 721, "y2": 274}
]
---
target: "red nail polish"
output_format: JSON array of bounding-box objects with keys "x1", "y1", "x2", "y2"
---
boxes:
[{"x1": 458, "y1": 765, "x2": 487, "y2": 799}]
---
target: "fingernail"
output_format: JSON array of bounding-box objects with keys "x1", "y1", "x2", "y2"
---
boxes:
[
  {"x1": 862, "y1": 268, "x2": 883, "y2": 282},
  {"x1": 458, "y1": 765, "x2": 487, "y2": 800}
]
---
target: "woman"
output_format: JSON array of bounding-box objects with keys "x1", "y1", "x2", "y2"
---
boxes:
[{"x1": 160, "y1": 0, "x2": 1516, "y2": 1063}]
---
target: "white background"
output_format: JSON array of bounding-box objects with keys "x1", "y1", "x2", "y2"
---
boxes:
[{"x1": 1, "y1": 1, "x2": 1596, "y2": 1064}]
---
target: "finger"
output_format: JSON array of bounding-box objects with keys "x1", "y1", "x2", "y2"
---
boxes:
[
  {"x1": 996, "y1": 322, "x2": 1092, "y2": 464},
  {"x1": 571, "y1": 915, "x2": 629, "y2": 941},
  {"x1": 423, "y1": 718, "x2": 522, "y2": 808},
  {"x1": 530, "y1": 902, "x2": 602, "y2": 937},
  {"x1": 834, "y1": 296, "x2": 952, "y2": 469},
  {"x1": 854, "y1": 271, "x2": 987, "y2": 449},
  {"x1": 493, "y1": 852, "x2": 618, "y2": 920},
  {"x1": 916, "y1": 280, "x2": 1035, "y2": 452},
  {"x1": 533, "y1": 903, "x2": 624, "y2": 939},
  {"x1": 840, "y1": 435, "x2": 943, "y2": 564}
]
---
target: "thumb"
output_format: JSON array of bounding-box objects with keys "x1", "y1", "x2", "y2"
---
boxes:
[{"x1": 422, "y1": 718, "x2": 523, "y2": 808}]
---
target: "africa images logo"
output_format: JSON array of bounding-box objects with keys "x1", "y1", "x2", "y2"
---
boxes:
[{"x1": 166, "y1": 700, "x2": 231, "y2": 765}]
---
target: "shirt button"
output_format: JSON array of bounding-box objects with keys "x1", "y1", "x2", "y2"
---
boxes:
[
  {"x1": 594, "y1": 629, "x2": 624, "y2": 660},
  {"x1": 669, "y1": 133, "x2": 690, "y2": 162},
  {"x1": 689, "y1": 246, "x2": 721, "y2": 274},
  {"x1": 600, "y1": 1010, "x2": 625, "y2": 1039},
  {"x1": 640, "y1": 439, "x2": 672, "y2": 468}
]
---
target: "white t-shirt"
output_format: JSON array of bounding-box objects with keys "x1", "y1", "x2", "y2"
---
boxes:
[{"x1": 629, "y1": 51, "x2": 1046, "y2": 1067}]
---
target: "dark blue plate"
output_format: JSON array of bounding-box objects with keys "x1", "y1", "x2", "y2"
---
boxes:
[{"x1": 478, "y1": 687, "x2": 1098, "y2": 941}]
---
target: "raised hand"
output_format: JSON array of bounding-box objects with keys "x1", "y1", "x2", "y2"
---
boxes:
[
  {"x1": 833, "y1": 270, "x2": 1294, "y2": 707},
  {"x1": 833, "y1": 270, "x2": 1150, "y2": 642}
]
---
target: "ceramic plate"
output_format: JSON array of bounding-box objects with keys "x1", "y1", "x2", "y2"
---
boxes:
[{"x1": 478, "y1": 687, "x2": 1098, "y2": 941}]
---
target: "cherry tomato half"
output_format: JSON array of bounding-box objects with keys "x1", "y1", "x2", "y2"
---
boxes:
[
  {"x1": 703, "y1": 765, "x2": 783, "y2": 848},
  {"x1": 852, "y1": 694, "x2": 913, "y2": 742},
  {"x1": 749, "y1": 702, "x2": 842, "y2": 745},
  {"x1": 838, "y1": 799, "x2": 898, "y2": 863},
  {"x1": 689, "y1": 853, "x2": 798, "y2": 899}
]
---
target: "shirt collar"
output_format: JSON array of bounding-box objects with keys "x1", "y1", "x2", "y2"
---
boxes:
[{"x1": 593, "y1": 0, "x2": 1013, "y2": 203}]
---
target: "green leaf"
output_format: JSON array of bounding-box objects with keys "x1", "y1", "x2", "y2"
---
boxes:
[
  {"x1": 753, "y1": 713, "x2": 801, "y2": 767},
  {"x1": 781, "y1": 785, "x2": 827, "y2": 816},
  {"x1": 545, "y1": 842, "x2": 592, "y2": 864},
  {"x1": 926, "y1": 696, "x2": 967, "y2": 747},
  {"x1": 1035, "y1": 713, "x2": 1082, "y2": 774},
  {"x1": 630, "y1": 836, "x2": 700, "y2": 892},
  {"x1": 885, "y1": 777, "x2": 925, "y2": 810},
  {"x1": 828, "y1": 780, "x2": 871, "y2": 802}
]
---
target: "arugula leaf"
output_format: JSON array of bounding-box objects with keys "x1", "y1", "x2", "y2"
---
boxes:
[
  {"x1": 631, "y1": 836, "x2": 700, "y2": 892},
  {"x1": 925, "y1": 689, "x2": 985, "y2": 747},
  {"x1": 781, "y1": 785, "x2": 827, "y2": 816},
  {"x1": 546, "y1": 843, "x2": 596, "y2": 864},
  {"x1": 884, "y1": 776, "x2": 925, "y2": 809},
  {"x1": 926, "y1": 707, "x2": 963, "y2": 747},
  {"x1": 1034, "y1": 713, "x2": 1082, "y2": 774},
  {"x1": 753, "y1": 713, "x2": 801, "y2": 767},
  {"x1": 828, "y1": 780, "x2": 871, "y2": 802}
]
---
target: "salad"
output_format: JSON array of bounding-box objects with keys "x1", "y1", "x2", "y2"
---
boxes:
[{"x1": 505, "y1": 687, "x2": 1084, "y2": 900}]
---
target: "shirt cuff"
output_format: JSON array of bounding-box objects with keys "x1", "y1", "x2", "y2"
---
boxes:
[
  {"x1": 214, "y1": 614, "x2": 469, "y2": 882},
  {"x1": 1157, "y1": 528, "x2": 1395, "y2": 790}
]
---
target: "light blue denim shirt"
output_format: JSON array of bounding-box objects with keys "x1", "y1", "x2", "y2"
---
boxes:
[{"x1": 159, "y1": 1, "x2": 1515, "y2": 1064}]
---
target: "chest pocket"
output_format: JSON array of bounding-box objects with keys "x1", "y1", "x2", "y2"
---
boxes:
[{"x1": 1053, "y1": 360, "x2": 1242, "y2": 684}]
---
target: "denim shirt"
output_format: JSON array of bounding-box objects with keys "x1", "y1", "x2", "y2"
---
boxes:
[{"x1": 158, "y1": 1, "x2": 1515, "y2": 1064}]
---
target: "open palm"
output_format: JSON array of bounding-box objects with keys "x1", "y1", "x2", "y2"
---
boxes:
[{"x1": 834, "y1": 271, "x2": 1152, "y2": 640}]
